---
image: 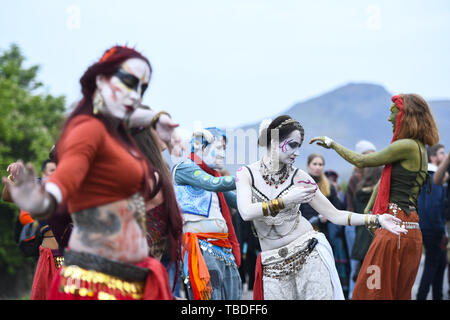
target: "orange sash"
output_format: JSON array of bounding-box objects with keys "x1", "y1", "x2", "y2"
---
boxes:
[{"x1": 182, "y1": 232, "x2": 231, "y2": 300}]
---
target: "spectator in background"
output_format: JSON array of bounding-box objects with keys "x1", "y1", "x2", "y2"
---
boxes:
[
  {"x1": 416, "y1": 144, "x2": 448, "y2": 300},
  {"x1": 350, "y1": 166, "x2": 383, "y2": 289},
  {"x1": 433, "y1": 150, "x2": 450, "y2": 298},
  {"x1": 325, "y1": 170, "x2": 345, "y2": 205},
  {"x1": 343, "y1": 140, "x2": 377, "y2": 299},
  {"x1": 301, "y1": 153, "x2": 349, "y2": 297}
]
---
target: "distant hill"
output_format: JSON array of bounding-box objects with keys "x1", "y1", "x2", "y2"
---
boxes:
[{"x1": 223, "y1": 82, "x2": 450, "y2": 183}]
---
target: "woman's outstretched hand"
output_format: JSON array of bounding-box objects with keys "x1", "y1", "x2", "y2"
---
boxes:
[
  {"x1": 2, "y1": 161, "x2": 51, "y2": 217},
  {"x1": 309, "y1": 136, "x2": 334, "y2": 149},
  {"x1": 378, "y1": 214, "x2": 408, "y2": 235}
]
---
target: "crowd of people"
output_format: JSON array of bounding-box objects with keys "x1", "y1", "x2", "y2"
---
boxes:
[{"x1": 2, "y1": 46, "x2": 449, "y2": 300}]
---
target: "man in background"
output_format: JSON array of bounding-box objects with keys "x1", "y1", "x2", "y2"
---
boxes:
[{"x1": 416, "y1": 144, "x2": 448, "y2": 300}]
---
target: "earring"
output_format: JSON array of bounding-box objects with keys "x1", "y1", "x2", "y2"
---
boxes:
[{"x1": 93, "y1": 90, "x2": 104, "y2": 115}]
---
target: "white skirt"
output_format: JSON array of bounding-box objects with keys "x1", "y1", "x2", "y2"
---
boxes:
[{"x1": 261, "y1": 230, "x2": 344, "y2": 300}]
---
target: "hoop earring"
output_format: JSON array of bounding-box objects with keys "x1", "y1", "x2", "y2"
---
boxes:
[{"x1": 93, "y1": 90, "x2": 104, "y2": 115}]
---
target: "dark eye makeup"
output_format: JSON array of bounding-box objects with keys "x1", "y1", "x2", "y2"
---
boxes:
[
  {"x1": 288, "y1": 142, "x2": 300, "y2": 149},
  {"x1": 114, "y1": 68, "x2": 148, "y2": 96}
]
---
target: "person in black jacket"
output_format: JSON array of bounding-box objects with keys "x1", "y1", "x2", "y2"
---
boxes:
[{"x1": 416, "y1": 144, "x2": 448, "y2": 300}]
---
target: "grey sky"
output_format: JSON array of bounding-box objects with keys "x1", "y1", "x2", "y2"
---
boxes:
[{"x1": 1, "y1": 0, "x2": 449, "y2": 138}]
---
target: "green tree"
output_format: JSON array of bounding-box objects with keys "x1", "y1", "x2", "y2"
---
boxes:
[{"x1": 0, "y1": 43, "x2": 66, "y2": 296}]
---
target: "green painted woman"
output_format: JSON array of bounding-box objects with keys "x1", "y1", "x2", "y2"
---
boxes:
[{"x1": 310, "y1": 94, "x2": 439, "y2": 300}]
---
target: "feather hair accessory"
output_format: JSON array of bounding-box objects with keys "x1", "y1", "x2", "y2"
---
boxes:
[{"x1": 259, "y1": 118, "x2": 272, "y2": 137}]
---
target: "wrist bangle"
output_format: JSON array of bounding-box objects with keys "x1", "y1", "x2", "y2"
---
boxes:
[
  {"x1": 277, "y1": 197, "x2": 285, "y2": 210},
  {"x1": 368, "y1": 214, "x2": 381, "y2": 229},
  {"x1": 268, "y1": 200, "x2": 276, "y2": 215},
  {"x1": 272, "y1": 199, "x2": 280, "y2": 211},
  {"x1": 347, "y1": 213, "x2": 352, "y2": 226},
  {"x1": 7, "y1": 174, "x2": 15, "y2": 184},
  {"x1": 364, "y1": 214, "x2": 369, "y2": 228},
  {"x1": 270, "y1": 199, "x2": 281, "y2": 217},
  {"x1": 262, "y1": 201, "x2": 269, "y2": 216},
  {"x1": 151, "y1": 111, "x2": 171, "y2": 129}
]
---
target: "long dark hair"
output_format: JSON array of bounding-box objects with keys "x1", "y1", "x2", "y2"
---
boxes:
[
  {"x1": 132, "y1": 128, "x2": 183, "y2": 283},
  {"x1": 56, "y1": 46, "x2": 156, "y2": 201}
]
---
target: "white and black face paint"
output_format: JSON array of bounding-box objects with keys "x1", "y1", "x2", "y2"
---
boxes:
[
  {"x1": 96, "y1": 58, "x2": 151, "y2": 120},
  {"x1": 277, "y1": 130, "x2": 302, "y2": 165},
  {"x1": 203, "y1": 137, "x2": 226, "y2": 170}
]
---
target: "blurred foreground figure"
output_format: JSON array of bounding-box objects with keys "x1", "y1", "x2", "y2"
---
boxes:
[{"x1": 3, "y1": 46, "x2": 183, "y2": 300}]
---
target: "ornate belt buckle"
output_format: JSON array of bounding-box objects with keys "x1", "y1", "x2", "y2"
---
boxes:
[{"x1": 278, "y1": 247, "x2": 288, "y2": 258}]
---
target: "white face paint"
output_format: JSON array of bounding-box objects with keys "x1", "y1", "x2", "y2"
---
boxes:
[
  {"x1": 96, "y1": 58, "x2": 151, "y2": 120},
  {"x1": 276, "y1": 130, "x2": 301, "y2": 165},
  {"x1": 203, "y1": 137, "x2": 226, "y2": 170}
]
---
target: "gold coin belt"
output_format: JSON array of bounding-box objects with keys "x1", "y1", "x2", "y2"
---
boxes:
[
  {"x1": 59, "y1": 265, "x2": 144, "y2": 300},
  {"x1": 263, "y1": 245, "x2": 318, "y2": 280},
  {"x1": 54, "y1": 256, "x2": 64, "y2": 269}
]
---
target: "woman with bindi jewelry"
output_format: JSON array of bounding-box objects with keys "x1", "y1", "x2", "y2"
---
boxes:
[
  {"x1": 310, "y1": 94, "x2": 439, "y2": 300},
  {"x1": 236, "y1": 115, "x2": 407, "y2": 300},
  {"x1": 3, "y1": 46, "x2": 181, "y2": 300}
]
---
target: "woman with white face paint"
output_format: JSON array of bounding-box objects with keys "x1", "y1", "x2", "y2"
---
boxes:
[
  {"x1": 236, "y1": 115, "x2": 408, "y2": 300},
  {"x1": 2, "y1": 46, "x2": 179, "y2": 300}
]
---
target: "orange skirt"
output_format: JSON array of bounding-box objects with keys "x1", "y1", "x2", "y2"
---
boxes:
[{"x1": 352, "y1": 205, "x2": 422, "y2": 300}]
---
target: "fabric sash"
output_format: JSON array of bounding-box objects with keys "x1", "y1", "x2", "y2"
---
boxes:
[
  {"x1": 372, "y1": 95, "x2": 405, "y2": 215},
  {"x1": 182, "y1": 232, "x2": 231, "y2": 300}
]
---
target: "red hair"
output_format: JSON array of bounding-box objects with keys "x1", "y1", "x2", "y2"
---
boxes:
[{"x1": 57, "y1": 46, "x2": 155, "y2": 204}]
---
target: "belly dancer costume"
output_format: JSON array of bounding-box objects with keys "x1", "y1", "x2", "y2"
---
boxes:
[{"x1": 244, "y1": 165, "x2": 344, "y2": 300}]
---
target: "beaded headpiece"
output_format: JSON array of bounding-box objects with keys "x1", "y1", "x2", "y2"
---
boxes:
[{"x1": 274, "y1": 119, "x2": 299, "y2": 130}]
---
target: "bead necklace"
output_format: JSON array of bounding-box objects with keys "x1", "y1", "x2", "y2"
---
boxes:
[{"x1": 259, "y1": 159, "x2": 293, "y2": 189}]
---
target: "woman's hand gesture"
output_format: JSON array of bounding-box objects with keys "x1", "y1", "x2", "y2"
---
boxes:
[
  {"x1": 378, "y1": 214, "x2": 408, "y2": 235},
  {"x1": 309, "y1": 136, "x2": 334, "y2": 149},
  {"x1": 2, "y1": 161, "x2": 52, "y2": 217}
]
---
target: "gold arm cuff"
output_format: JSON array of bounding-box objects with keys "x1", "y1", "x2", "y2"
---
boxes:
[
  {"x1": 7, "y1": 174, "x2": 15, "y2": 184},
  {"x1": 151, "y1": 111, "x2": 171, "y2": 129},
  {"x1": 272, "y1": 199, "x2": 280, "y2": 212},
  {"x1": 347, "y1": 213, "x2": 352, "y2": 226},
  {"x1": 262, "y1": 201, "x2": 269, "y2": 216},
  {"x1": 277, "y1": 197, "x2": 285, "y2": 210},
  {"x1": 268, "y1": 200, "x2": 276, "y2": 215}
]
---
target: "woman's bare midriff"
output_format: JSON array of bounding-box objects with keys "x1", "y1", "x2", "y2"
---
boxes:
[{"x1": 68, "y1": 196, "x2": 148, "y2": 263}]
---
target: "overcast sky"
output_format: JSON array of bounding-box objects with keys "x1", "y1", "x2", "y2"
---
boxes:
[{"x1": 1, "y1": 0, "x2": 449, "y2": 138}]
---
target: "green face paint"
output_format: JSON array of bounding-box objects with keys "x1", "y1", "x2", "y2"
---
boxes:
[{"x1": 388, "y1": 103, "x2": 399, "y2": 133}]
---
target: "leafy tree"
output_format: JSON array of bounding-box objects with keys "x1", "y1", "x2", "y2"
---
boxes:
[{"x1": 0, "y1": 43, "x2": 66, "y2": 285}]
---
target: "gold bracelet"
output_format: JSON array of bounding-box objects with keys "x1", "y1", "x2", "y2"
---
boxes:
[
  {"x1": 262, "y1": 201, "x2": 269, "y2": 216},
  {"x1": 268, "y1": 200, "x2": 276, "y2": 215},
  {"x1": 7, "y1": 174, "x2": 15, "y2": 184},
  {"x1": 364, "y1": 214, "x2": 369, "y2": 228},
  {"x1": 368, "y1": 215, "x2": 381, "y2": 229},
  {"x1": 272, "y1": 199, "x2": 280, "y2": 212},
  {"x1": 151, "y1": 111, "x2": 171, "y2": 129},
  {"x1": 347, "y1": 213, "x2": 352, "y2": 226},
  {"x1": 277, "y1": 197, "x2": 285, "y2": 210}
]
